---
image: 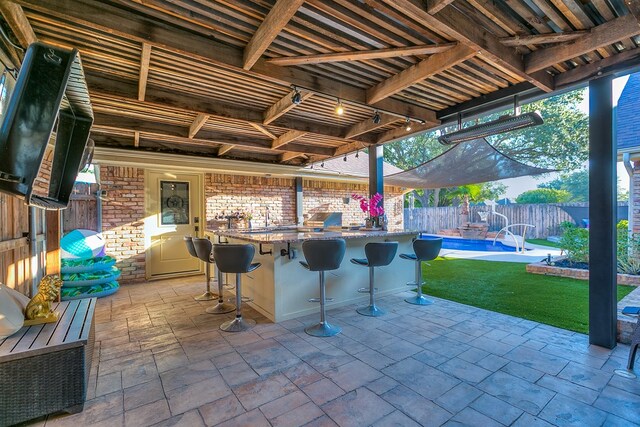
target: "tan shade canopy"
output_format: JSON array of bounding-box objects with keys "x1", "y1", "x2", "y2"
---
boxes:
[{"x1": 384, "y1": 138, "x2": 555, "y2": 189}]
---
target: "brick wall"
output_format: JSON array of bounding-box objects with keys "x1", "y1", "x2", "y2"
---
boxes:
[
  {"x1": 99, "y1": 166, "x2": 146, "y2": 283},
  {"x1": 205, "y1": 174, "x2": 296, "y2": 229}
]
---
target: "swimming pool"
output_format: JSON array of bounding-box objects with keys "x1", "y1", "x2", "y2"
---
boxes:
[{"x1": 421, "y1": 235, "x2": 525, "y2": 252}]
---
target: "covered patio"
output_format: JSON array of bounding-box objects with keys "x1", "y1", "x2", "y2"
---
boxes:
[
  {"x1": 1, "y1": 0, "x2": 640, "y2": 426},
  {"x1": 54, "y1": 276, "x2": 639, "y2": 426}
]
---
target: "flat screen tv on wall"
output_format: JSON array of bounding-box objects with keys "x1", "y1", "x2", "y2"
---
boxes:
[{"x1": 0, "y1": 42, "x2": 94, "y2": 209}]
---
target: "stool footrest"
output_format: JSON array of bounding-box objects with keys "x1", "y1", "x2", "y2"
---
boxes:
[
  {"x1": 357, "y1": 287, "x2": 369, "y2": 293},
  {"x1": 308, "y1": 297, "x2": 334, "y2": 303},
  {"x1": 241, "y1": 296, "x2": 253, "y2": 303}
]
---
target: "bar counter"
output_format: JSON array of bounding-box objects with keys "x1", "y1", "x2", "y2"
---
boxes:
[{"x1": 205, "y1": 227, "x2": 420, "y2": 322}]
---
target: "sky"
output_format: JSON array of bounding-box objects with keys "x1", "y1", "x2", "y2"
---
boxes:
[{"x1": 497, "y1": 75, "x2": 631, "y2": 199}]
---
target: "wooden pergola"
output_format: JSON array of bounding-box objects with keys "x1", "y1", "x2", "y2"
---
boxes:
[{"x1": 0, "y1": 0, "x2": 639, "y2": 165}]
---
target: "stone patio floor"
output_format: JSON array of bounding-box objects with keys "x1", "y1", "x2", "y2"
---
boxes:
[{"x1": 27, "y1": 275, "x2": 640, "y2": 427}]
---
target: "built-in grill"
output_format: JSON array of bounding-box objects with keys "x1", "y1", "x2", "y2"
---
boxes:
[{"x1": 303, "y1": 212, "x2": 342, "y2": 230}]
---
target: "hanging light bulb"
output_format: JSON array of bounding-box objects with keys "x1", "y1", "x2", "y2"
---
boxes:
[
  {"x1": 405, "y1": 117, "x2": 412, "y2": 132},
  {"x1": 355, "y1": 150, "x2": 359, "y2": 158},
  {"x1": 343, "y1": 155, "x2": 347, "y2": 162},
  {"x1": 291, "y1": 86, "x2": 302, "y2": 105},
  {"x1": 321, "y1": 161, "x2": 325, "y2": 168},
  {"x1": 335, "y1": 99, "x2": 345, "y2": 116},
  {"x1": 372, "y1": 110, "x2": 381, "y2": 124}
]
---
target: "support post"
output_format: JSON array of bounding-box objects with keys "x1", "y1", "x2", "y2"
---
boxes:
[
  {"x1": 45, "y1": 210, "x2": 61, "y2": 276},
  {"x1": 369, "y1": 144, "x2": 384, "y2": 198},
  {"x1": 589, "y1": 76, "x2": 617, "y2": 349},
  {"x1": 295, "y1": 176, "x2": 303, "y2": 225}
]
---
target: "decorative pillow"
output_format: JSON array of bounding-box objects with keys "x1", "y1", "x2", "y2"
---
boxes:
[
  {"x1": 0, "y1": 284, "x2": 25, "y2": 339},
  {"x1": 1, "y1": 284, "x2": 30, "y2": 311}
]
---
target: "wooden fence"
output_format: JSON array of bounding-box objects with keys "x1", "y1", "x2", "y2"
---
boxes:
[
  {"x1": 62, "y1": 183, "x2": 98, "y2": 233},
  {"x1": 404, "y1": 203, "x2": 629, "y2": 238}
]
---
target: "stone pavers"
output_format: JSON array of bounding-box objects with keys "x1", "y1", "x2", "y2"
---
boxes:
[{"x1": 29, "y1": 275, "x2": 640, "y2": 426}]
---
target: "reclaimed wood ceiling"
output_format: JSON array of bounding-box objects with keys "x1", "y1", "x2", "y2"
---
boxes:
[{"x1": 1, "y1": 0, "x2": 639, "y2": 165}]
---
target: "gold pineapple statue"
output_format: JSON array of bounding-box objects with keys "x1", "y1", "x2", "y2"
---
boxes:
[{"x1": 24, "y1": 275, "x2": 63, "y2": 326}]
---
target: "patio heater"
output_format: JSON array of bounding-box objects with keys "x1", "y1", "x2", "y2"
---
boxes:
[{"x1": 438, "y1": 96, "x2": 543, "y2": 145}]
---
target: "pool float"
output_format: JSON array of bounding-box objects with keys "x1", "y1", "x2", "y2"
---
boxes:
[
  {"x1": 60, "y1": 229, "x2": 106, "y2": 260},
  {"x1": 60, "y1": 281, "x2": 120, "y2": 301},
  {"x1": 61, "y1": 255, "x2": 117, "y2": 273},
  {"x1": 61, "y1": 267, "x2": 121, "y2": 288}
]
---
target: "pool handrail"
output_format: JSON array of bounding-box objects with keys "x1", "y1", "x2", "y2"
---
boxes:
[{"x1": 492, "y1": 223, "x2": 536, "y2": 254}]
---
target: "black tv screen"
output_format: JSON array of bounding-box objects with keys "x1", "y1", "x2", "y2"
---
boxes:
[{"x1": 0, "y1": 42, "x2": 93, "y2": 209}]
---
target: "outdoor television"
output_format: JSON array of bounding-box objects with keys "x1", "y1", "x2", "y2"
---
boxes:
[{"x1": 0, "y1": 42, "x2": 93, "y2": 209}]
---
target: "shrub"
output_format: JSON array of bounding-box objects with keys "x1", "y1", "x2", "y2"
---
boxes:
[
  {"x1": 559, "y1": 222, "x2": 588, "y2": 263},
  {"x1": 515, "y1": 188, "x2": 571, "y2": 204}
]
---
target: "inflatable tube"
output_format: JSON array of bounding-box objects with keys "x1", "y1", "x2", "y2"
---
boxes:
[
  {"x1": 61, "y1": 229, "x2": 106, "y2": 260},
  {"x1": 61, "y1": 267, "x2": 121, "y2": 288},
  {"x1": 61, "y1": 255, "x2": 117, "y2": 273},
  {"x1": 61, "y1": 281, "x2": 120, "y2": 301}
]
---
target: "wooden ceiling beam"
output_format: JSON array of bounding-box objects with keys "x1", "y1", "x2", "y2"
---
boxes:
[
  {"x1": 376, "y1": 122, "x2": 437, "y2": 144},
  {"x1": 271, "y1": 130, "x2": 307, "y2": 150},
  {"x1": 16, "y1": 0, "x2": 438, "y2": 124},
  {"x1": 138, "y1": 43, "x2": 151, "y2": 101},
  {"x1": 280, "y1": 152, "x2": 307, "y2": 162},
  {"x1": 267, "y1": 43, "x2": 457, "y2": 66},
  {"x1": 525, "y1": 14, "x2": 640, "y2": 73},
  {"x1": 86, "y1": 72, "x2": 376, "y2": 144},
  {"x1": 344, "y1": 113, "x2": 399, "y2": 139},
  {"x1": 366, "y1": 44, "x2": 476, "y2": 104},
  {"x1": 427, "y1": 0, "x2": 455, "y2": 14},
  {"x1": 243, "y1": 0, "x2": 305, "y2": 70},
  {"x1": 92, "y1": 113, "x2": 335, "y2": 156},
  {"x1": 263, "y1": 89, "x2": 313, "y2": 125},
  {"x1": 188, "y1": 113, "x2": 209, "y2": 139},
  {"x1": 379, "y1": 0, "x2": 554, "y2": 92},
  {"x1": 500, "y1": 31, "x2": 587, "y2": 47},
  {"x1": 217, "y1": 144, "x2": 235, "y2": 156},
  {"x1": 0, "y1": 1, "x2": 36, "y2": 47},
  {"x1": 554, "y1": 48, "x2": 640, "y2": 89},
  {"x1": 249, "y1": 122, "x2": 277, "y2": 139}
]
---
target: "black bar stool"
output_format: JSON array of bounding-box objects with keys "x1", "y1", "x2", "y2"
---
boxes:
[
  {"x1": 350, "y1": 241, "x2": 398, "y2": 317},
  {"x1": 399, "y1": 237, "x2": 442, "y2": 305},
  {"x1": 184, "y1": 236, "x2": 216, "y2": 301},
  {"x1": 192, "y1": 237, "x2": 235, "y2": 315},
  {"x1": 213, "y1": 244, "x2": 261, "y2": 332},
  {"x1": 300, "y1": 239, "x2": 346, "y2": 337}
]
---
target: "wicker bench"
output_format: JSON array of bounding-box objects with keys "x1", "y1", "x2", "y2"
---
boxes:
[{"x1": 0, "y1": 298, "x2": 96, "y2": 427}]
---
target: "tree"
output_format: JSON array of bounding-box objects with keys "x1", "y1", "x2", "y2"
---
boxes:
[
  {"x1": 539, "y1": 169, "x2": 588, "y2": 202},
  {"x1": 515, "y1": 188, "x2": 571, "y2": 204},
  {"x1": 385, "y1": 89, "x2": 588, "y2": 206}
]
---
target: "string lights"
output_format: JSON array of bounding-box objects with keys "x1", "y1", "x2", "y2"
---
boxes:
[
  {"x1": 335, "y1": 99, "x2": 345, "y2": 116},
  {"x1": 291, "y1": 86, "x2": 302, "y2": 105},
  {"x1": 372, "y1": 110, "x2": 381, "y2": 124},
  {"x1": 405, "y1": 117, "x2": 412, "y2": 132}
]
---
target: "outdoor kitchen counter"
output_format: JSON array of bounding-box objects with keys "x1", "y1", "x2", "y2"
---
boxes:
[
  {"x1": 212, "y1": 228, "x2": 419, "y2": 244},
  {"x1": 205, "y1": 228, "x2": 420, "y2": 322}
]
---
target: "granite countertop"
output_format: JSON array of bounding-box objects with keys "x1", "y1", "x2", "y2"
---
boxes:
[{"x1": 210, "y1": 227, "x2": 421, "y2": 244}]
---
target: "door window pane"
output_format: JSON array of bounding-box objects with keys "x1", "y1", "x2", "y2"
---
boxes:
[{"x1": 161, "y1": 181, "x2": 190, "y2": 225}]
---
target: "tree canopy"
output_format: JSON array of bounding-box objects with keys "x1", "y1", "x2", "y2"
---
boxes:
[
  {"x1": 385, "y1": 89, "x2": 588, "y2": 207},
  {"x1": 539, "y1": 169, "x2": 588, "y2": 202},
  {"x1": 515, "y1": 188, "x2": 571, "y2": 204}
]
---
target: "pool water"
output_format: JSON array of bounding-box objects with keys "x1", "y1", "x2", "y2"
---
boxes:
[{"x1": 422, "y1": 235, "x2": 524, "y2": 252}]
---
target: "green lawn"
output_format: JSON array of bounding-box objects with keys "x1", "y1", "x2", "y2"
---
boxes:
[
  {"x1": 422, "y1": 258, "x2": 635, "y2": 334},
  {"x1": 526, "y1": 238, "x2": 563, "y2": 248}
]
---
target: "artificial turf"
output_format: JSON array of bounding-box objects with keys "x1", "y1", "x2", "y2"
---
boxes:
[{"x1": 421, "y1": 258, "x2": 635, "y2": 334}]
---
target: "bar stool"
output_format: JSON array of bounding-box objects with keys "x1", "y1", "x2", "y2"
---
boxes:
[
  {"x1": 300, "y1": 239, "x2": 346, "y2": 337},
  {"x1": 184, "y1": 236, "x2": 216, "y2": 301},
  {"x1": 350, "y1": 241, "x2": 398, "y2": 317},
  {"x1": 213, "y1": 244, "x2": 261, "y2": 332},
  {"x1": 400, "y1": 237, "x2": 442, "y2": 305},
  {"x1": 192, "y1": 237, "x2": 235, "y2": 314}
]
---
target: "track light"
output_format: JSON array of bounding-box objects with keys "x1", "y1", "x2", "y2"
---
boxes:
[
  {"x1": 291, "y1": 86, "x2": 302, "y2": 105},
  {"x1": 343, "y1": 155, "x2": 347, "y2": 162},
  {"x1": 321, "y1": 161, "x2": 325, "y2": 168},
  {"x1": 405, "y1": 117, "x2": 412, "y2": 132},
  {"x1": 372, "y1": 110, "x2": 381, "y2": 124},
  {"x1": 335, "y1": 99, "x2": 344, "y2": 116},
  {"x1": 355, "y1": 150, "x2": 359, "y2": 158}
]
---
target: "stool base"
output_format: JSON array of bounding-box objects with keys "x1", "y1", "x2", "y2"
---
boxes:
[
  {"x1": 220, "y1": 317, "x2": 256, "y2": 332},
  {"x1": 206, "y1": 302, "x2": 236, "y2": 314},
  {"x1": 405, "y1": 295, "x2": 433, "y2": 305},
  {"x1": 305, "y1": 322, "x2": 342, "y2": 337},
  {"x1": 194, "y1": 291, "x2": 218, "y2": 301},
  {"x1": 356, "y1": 304, "x2": 386, "y2": 317}
]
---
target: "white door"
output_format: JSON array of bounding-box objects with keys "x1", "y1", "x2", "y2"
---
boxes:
[{"x1": 146, "y1": 171, "x2": 203, "y2": 278}]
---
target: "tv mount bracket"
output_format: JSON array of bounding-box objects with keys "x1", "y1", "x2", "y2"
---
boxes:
[{"x1": 0, "y1": 171, "x2": 24, "y2": 183}]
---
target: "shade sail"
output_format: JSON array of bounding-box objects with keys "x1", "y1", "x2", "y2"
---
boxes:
[{"x1": 384, "y1": 138, "x2": 556, "y2": 189}]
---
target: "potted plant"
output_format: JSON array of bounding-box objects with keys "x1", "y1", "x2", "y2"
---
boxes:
[{"x1": 352, "y1": 193, "x2": 385, "y2": 229}]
